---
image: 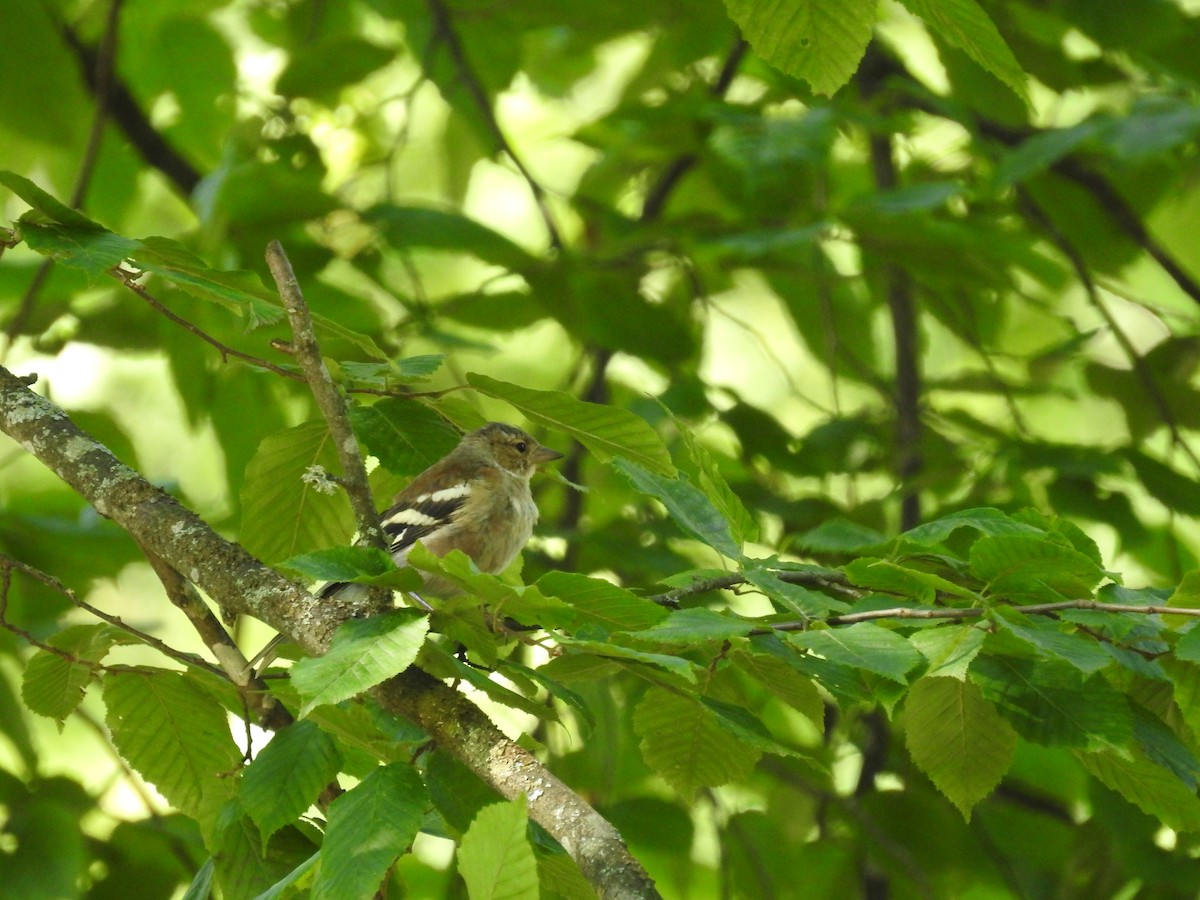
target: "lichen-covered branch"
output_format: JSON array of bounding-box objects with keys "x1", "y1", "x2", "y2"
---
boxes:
[{"x1": 0, "y1": 364, "x2": 660, "y2": 900}]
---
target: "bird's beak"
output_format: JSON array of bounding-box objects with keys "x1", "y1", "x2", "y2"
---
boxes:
[{"x1": 533, "y1": 445, "x2": 565, "y2": 465}]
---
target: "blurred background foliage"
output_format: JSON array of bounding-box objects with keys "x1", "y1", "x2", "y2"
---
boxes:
[{"x1": 3, "y1": 0, "x2": 1200, "y2": 896}]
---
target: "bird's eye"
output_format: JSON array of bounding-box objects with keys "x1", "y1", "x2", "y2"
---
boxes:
[{"x1": 515, "y1": 441, "x2": 528, "y2": 453}]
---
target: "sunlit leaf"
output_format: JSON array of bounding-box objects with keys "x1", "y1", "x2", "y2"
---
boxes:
[
  {"x1": 467, "y1": 374, "x2": 674, "y2": 475},
  {"x1": 291, "y1": 610, "x2": 430, "y2": 715}
]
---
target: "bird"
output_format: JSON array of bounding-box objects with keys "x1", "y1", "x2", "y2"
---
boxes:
[{"x1": 250, "y1": 422, "x2": 563, "y2": 671}]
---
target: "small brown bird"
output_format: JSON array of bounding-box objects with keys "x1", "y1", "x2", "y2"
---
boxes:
[
  {"x1": 371, "y1": 421, "x2": 564, "y2": 597},
  {"x1": 251, "y1": 422, "x2": 562, "y2": 669}
]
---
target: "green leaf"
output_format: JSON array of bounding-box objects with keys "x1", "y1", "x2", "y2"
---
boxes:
[
  {"x1": 213, "y1": 812, "x2": 318, "y2": 900},
  {"x1": 991, "y1": 609, "x2": 1112, "y2": 674},
  {"x1": 0, "y1": 170, "x2": 102, "y2": 229},
  {"x1": 797, "y1": 518, "x2": 888, "y2": 553},
  {"x1": 21, "y1": 624, "x2": 132, "y2": 722},
  {"x1": 633, "y1": 608, "x2": 754, "y2": 645},
  {"x1": 970, "y1": 534, "x2": 1106, "y2": 602},
  {"x1": 633, "y1": 686, "x2": 761, "y2": 797},
  {"x1": 556, "y1": 639, "x2": 698, "y2": 683},
  {"x1": 132, "y1": 236, "x2": 283, "y2": 327},
  {"x1": 904, "y1": 676, "x2": 1017, "y2": 820},
  {"x1": 613, "y1": 457, "x2": 740, "y2": 559},
  {"x1": 844, "y1": 558, "x2": 976, "y2": 603},
  {"x1": 275, "y1": 36, "x2": 394, "y2": 100},
  {"x1": 241, "y1": 721, "x2": 341, "y2": 846},
  {"x1": 897, "y1": 0, "x2": 1029, "y2": 104},
  {"x1": 1126, "y1": 449, "x2": 1200, "y2": 518},
  {"x1": 535, "y1": 571, "x2": 668, "y2": 633},
  {"x1": 102, "y1": 671, "x2": 241, "y2": 831},
  {"x1": 676, "y1": 426, "x2": 759, "y2": 546},
  {"x1": 731, "y1": 650, "x2": 825, "y2": 726},
  {"x1": 312, "y1": 764, "x2": 429, "y2": 900},
  {"x1": 291, "y1": 610, "x2": 430, "y2": 716},
  {"x1": 340, "y1": 355, "x2": 446, "y2": 387},
  {"x1": 280, "y1": 546, "x2": 424, "y2": 592},
  {"x1": 239, "y1": 421, "x2": 356, "y2": 564},
  {"x1": 17, "y1": 218, "x2": 137, "y2": 277},
  {"x1": 418, "y1": 644, "x2": 558, "y2": 721},
  {"x1": 743, "y1": 565, "x2": 851, "y2": 617},
  {"x1": 466, "y1": 374, "x2": 674, "y2": 476},
  {"x1": 348, "y1": 398, "x2": 460, "y2": 477},
  {"x1": 458, "y1": 796, "x2": 539, "y2": 900},
  {"x1": 366, "y1": 205, "x2": 537, "y2": 271},
  {"x1": 903, "y1": 507, "x2": 1043, "y2": 545},
  {"x1": 969, "y1": 654, "x2": 1132, "y2": 749},
  {"x1": 789, "y1": 623, "x2": 923, "y2": 684},
  {"x1": 993, "y1": 119, "x2": 1109, "y2": 187},
  {"x1": 909, "y1": 625, "x2": 986, "y2": 680},
  {"x1": 408, "y1": 546, "x2": 575, "y2": 630},
  {"x1": 1079, "y1": 748, "x2": 1200, "y2": 833},
  {"x1": 722, "y1": 0, "x2": 876, "y2": 96}
]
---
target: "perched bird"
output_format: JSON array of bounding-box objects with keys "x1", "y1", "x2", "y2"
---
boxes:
[{"x1": 251, "y1": 422, "x2": 562, "y2": 670}]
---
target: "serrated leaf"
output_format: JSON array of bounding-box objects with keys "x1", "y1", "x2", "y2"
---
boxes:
[
  {"x1": 409, "y1": 546, "x2": 574, "y2": 630},
  {"x1": 909, "y1": 625, "x2": 985, "y2": 680},
  {"x1": 633, "y1": 608, "x2": 753, "y2": 645},
  {"x1": 18, "y1": 219, "x2": 137, "y2": 276},
  {"x1": 1079, "y1": 748, "x2": 1200, "y2": 833},
  {"x1": 239, "y1": 421, "x2": 356, "y2": 564},
  {"x1": 458, "y1": 796, "x2": 539, "y2": 900},
  {"x1": 969, "y1": 654, "x2": 1132, "y2": 749},
  {"x1": 312, "y1": 764, "x2": 428, "y2": 900},
  {"x1": 241, "y1": 721, "x2": 342, "y2": 845},
  {"x1": 417, "y1": 644, "x2": 557, "y2": 721},
  {"x1": 21, "y1": 624, "x2": 132, "y2": 722},
  {"x1": 789, "y1": 622, "x2": 923, "y2": 684},
  {"x1": 132, "y1": 236, "x2": 283, "y2": 328},
  {"x1": 535, "y1": 571, "x2": 668, "y2": 632},
  {"x1": 102, "y1": 671, "x2": 241, "y2": 830},
  {"x1": 634, "y1": 687, "x2": 761, "y2": 796},
  {"x1": 731, "y1": 650, "x2": 825, "y2": 726},
  {"x1": 280, "y1": 546, "x2": 423, "y2": 592},
  {"x1": 722, "y1": 0, "x2": 876, "y2": 96},
  {"x1": 466, "y1": 374, "x2": 674, "y2": 476},
  {"x1": 970, "y1": 534, "x2": 1106, "y2": 602},
  {"x1": 903, "y1": 507, "x2": 1043, "y2": 545},
  {"x1": 0, "y1": 170, "x2": 103, "y2": 229},
  {"x1": 676, "y1": 427, "x2": 759, "y2": 546},
  {"x1": 340, "y1": 355, "x2": 445, "y2": 387},
  {"x1": 349, "y1": 398, "x2": 460, "y2": 477},
  {"x1": 742, "y1": 564, "x2": 850, "y2": 617},
  {"x1": 991, "y1": 609, "x2": 1112, "y2": 674},
  {"x1": 613, "y1": 457, "x2": 740, "y2": 559},
  {"x1": 845, "y1": 558, "x2": 975, "y2": 603},
  {"x1": 214, "y1": 811, "x2": 318, "y2": 900},
  {"x1": 557, "y1": 639, "x2": 697, "y2": 683},
  {"x1": 905, "y1": 676, "x2": 1016, "y2": 820},
  {"x1": 291, "y1": 610, "x2": 429, "y2": 716},
  {"x1": 897, "y1": 0, "x2": 1028, "y2": 104}
]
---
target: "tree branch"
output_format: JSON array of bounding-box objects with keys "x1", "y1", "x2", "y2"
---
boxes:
[
  {"x1": 265, "y1": 242, "x2": 387, "y2": 553},
  {"x1": 424, "y1": 0, "x2": 563, "y2": 251},
  {"x1": 0, "y1": 364, "x2": 660, "y2": 899}
]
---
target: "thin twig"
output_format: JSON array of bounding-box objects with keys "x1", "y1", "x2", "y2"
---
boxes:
[
  {"x1": 1017, "y1": 188, "x2": 1200, "y2": 472},
  {"x1": 648, "y1": 569, "x2": 860, "y2": 608},
  {"x1": 1, "y1": 554, "x2": 227, "y2": 677},
  {"x1": 767, "y1": 600, "x2": 1200, "y2": 631},
  {"x1": 265, "y1": 242, "x2": 387, "y2": 553},
  {"x1": 113, "y1": 268, "x2": 306, "y2": 381},
  {"x1": 424, "y1": 0, "x2": 563, "y2": 251}
]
